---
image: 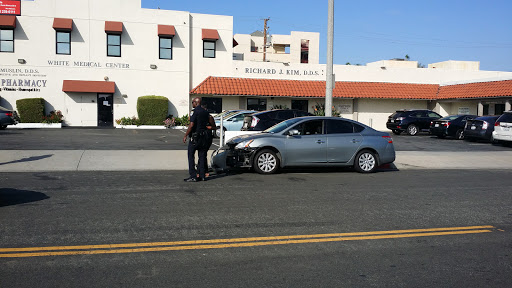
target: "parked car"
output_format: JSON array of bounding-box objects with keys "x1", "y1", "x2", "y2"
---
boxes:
[
  {"x1": 429, "y1": 114, "x2": 478, "y2": 140},
  {"x1": 386, "y1": 109, "x2": 442, "y2": 136},
  {"x1": 213, "y1": 109, "x2": 242, "y2": 120},
  {"x1": 241, "y1": 109, "x2": 311, "y2": 131},
  {"x1": 212, "y1": 116, "x2": 396, "y2": 174},
  {"x1": 492, "y1": 111, "x2": 512, "y2": 145},
  {"x1": 0, "y1": 106, "x2": 19, "y2": 129},
  {"x1": 215, "y1": 110, "x2": 256, "y2": 137},
  {"x1": 464, "y1": 116, "x2": 500, "y2": 142}
]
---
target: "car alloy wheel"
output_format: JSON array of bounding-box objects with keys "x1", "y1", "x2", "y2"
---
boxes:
[
  {"x1": 407, "y1": 124, "x2": 418, "y2": 136},
  {"x1": 354, "y1": 150, "x2": 377, "y2": 173},
  {"x1": 254, "y1": 149, "x2": 279, "y2": 174}
]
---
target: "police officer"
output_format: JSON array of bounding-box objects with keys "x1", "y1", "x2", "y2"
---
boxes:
[{"x1": 183, "y1": 97, "x2": 215, "y2": 182}]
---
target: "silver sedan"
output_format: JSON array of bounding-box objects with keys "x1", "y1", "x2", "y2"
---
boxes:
[{"x1": 212, "y1": 116, "x2": 396, "y2": 174}]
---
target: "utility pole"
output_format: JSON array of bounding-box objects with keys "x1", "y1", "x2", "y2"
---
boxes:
[
  {"x1": 325, "y1": 0, "x2": 334, "y2": 117},
  {"x1": 263, "y1": 18, "x2": 270, "y2": 62}
]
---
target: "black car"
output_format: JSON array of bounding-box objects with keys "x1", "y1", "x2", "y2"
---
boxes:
[
  {"x1": 0, "y1": 106, "x2": 19, "y2": 129},
  {"x1": 386, "y1": 109, "x2": 442, "y2": 136},
  {"x1": 430, "y1": 114, "x2": 478, "y2": 140},
  {"x1": 463, "y1": 116, "x2": 500, "y2": 142},
  {"x1": 241, "y1": 109, "x2": 311, "y2": 131}
]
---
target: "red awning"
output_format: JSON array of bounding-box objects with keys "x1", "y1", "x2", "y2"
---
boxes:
[
  {"x1": 202, "y1": 29, "x2": 219, "y2": 40},
  {"x1": 158, "y1": 25, "x2": 175, "y2": 37},
  {"x1": 105, "y1": 21, "x2": 123, "y2": 34},
  {"x1": 62, "y1": 80, "x2": 116, "y2": 93},
  {"x1": 53, "y1": 18, "x2": 73, "y2": 31},
  {"x1": 0, "y1": 15, "x2": 16, "y2": 29}
]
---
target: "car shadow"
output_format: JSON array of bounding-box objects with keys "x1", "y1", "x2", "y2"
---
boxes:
[
  {"x1": 211, "y1": 165, "x2": 399, "y2": 176},
  {"x1": 0, "y1": 188, "x2": 50, "y2": 207}
]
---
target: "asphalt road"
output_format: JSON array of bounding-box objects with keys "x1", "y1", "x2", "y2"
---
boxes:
[
  {"x1": 1, "y1": 127, "x2": 511, "y2": 151},
  {"x1": 1, "y1": 170, "x2": 511, "y2": 287}
]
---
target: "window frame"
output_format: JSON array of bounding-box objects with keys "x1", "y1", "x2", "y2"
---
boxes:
[
  {"x1": 106, "y1": 33, "x2": 121, "y2": 57},
  {"x1": 159, "y1": 36, "x2": 173, "y2": 60},
  {"x1": 203, "y1": 40, "x2": 216, "y2": 58},
  {"x1": 56, "y1": 31, "x2": 71, "y2": 55},
  {"x1": 0, "y1": 28, "x2": 14, "y2": 53}
]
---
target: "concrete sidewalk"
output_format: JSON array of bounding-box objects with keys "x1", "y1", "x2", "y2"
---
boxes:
[{"x1": 0, "y1": 150, "x2": 511, "y2": 172}]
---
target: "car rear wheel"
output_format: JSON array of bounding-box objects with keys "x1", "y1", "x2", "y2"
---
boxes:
[
  {"x1": 354, "y1": 150, "x2": 377, "y2": 173},
  {"x1": 392, "y1": 130, "x2": 402, "y2": 135},
  {"x1": 455, "y1": 129, "x2": 464, "y2": 140},
  {"x1": 253, "y1": 149, "x2": 279, "y2": 174},
  {"x1": 406, "y1": 124, "x2": 419, "y2": 136},
  {"x1": 0, "y1": 125, "x2": 7, "y2": 130}
]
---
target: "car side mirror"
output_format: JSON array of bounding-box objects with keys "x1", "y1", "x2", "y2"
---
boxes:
[{"x1": 288, "y1": 129, "x2": 300, "y2": 136}]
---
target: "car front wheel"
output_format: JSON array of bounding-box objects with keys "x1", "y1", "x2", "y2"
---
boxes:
[
  {"x1": 407, "y1": 124, "x2": 419, "y2": 136},
  {"x1": 455, "y1": 129, "x2": 464, "y2": 140},
  {"x1": 253, "y1": 149, "x2": 280, "y2": 174},
  {"x1": 354, "y1": 150, "x2": 377, "y2": 173}
]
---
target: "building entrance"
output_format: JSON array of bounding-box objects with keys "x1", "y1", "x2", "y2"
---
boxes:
[{"x1": 97, "y1": 94, "x2": 114, "y2": 127}]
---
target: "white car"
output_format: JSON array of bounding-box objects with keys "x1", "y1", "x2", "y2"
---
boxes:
[{"x1": 492, "y1": 111, "x2": 512, "y2": 144}]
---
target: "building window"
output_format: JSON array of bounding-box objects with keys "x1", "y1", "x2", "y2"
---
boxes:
[
  {"x1": 247, "y1": 98, "x2": 267, "y2": 111},
  {"x1": 56, "y1": 31, "x2": 71, "y2": 55},
  {"x1": 203, "y1": 40, "x2": 216, "y2": 58},
  {"x1": 202, "y1": 97, "x2": 222, "y2": 113},
  {"x1": 292, "y1": 100, "x2": 309, "y2": 112},
  {"x1": 159, "y1": 37, "x2": 172, "y2": 60},
  {"x1": 107, "y1": 34, "x2": 121, "y2": 57},
  {"x1": 0, "y1": 29, "x2": 14, "y2": 53},
  {"x1": 301, "y1": 39, "x2": 309, "y2": 63}
]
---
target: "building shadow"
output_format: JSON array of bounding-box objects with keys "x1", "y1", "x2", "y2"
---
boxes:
[
  {"x1": 0, "y1": 154, "x2": 53, "y2": 166},
  {"x1": 0, "y1": 188, "x2": 50, "y2": 207}
]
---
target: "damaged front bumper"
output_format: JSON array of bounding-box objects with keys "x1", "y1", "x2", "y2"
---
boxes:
[{"x1": 210, "y1": 146, "x2": 256, "y2": 173}]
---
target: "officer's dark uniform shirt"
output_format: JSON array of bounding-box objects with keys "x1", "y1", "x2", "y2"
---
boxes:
[{"x1": 189, "y1": 105, "x2": 209, "y2": 135}]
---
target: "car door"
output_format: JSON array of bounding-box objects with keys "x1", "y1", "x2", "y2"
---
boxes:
[
  {"x1": 284, "y1": 119, "x2": 327, "y2": 165},
  {"x1": 325, "y1": 119, "x2": 363, "y2": 163}
]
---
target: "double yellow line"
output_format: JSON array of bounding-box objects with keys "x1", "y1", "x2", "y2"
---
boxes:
[{"x1": 0, "y1": 225, "x2": 494, "y2": 258}]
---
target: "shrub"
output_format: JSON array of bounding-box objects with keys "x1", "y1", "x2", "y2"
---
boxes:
[
  {"x1": 174, "y1": 115, "x2": 190, "y2": 126},
  {"x1": 137, "y1": 96, "x2": 168, "y2": 125},
  {"x1": 312, "y1": 102, "x2": 341, "y2": 117},
  {"x1": 42, "y1": 110, "x2": 64, "y2": 123},
  {"x1": 16, "y1": 98, "x2": 45, "y2": 123},
  {"x1": 115, "y1": 116, "x2": 142, "y2": 126}
]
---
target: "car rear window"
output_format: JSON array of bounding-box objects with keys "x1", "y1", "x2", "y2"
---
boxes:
[
  {"x1": 391, "y1": 112, "x2": 406, "y2": 118},
  {"x1": 440, "y1": 115, "x2": 460, "y2": 121},
  {"x1": 497, "y1": 113, "x2": 512, "y2": 123}
]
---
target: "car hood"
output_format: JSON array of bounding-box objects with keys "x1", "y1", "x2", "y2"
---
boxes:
[{"x1": 226, "y1": 132, "x2": 274, "y2": 145}]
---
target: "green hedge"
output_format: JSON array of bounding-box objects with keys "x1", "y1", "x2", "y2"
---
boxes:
[
  {"x1": 16, "y1": 98, "x2": 45, "y2": 123},
  {"x1": 137, "y1": 96, "x2": 169, "y2": 125}
]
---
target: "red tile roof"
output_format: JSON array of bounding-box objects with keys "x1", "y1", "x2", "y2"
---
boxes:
[
  {"x1": 190, "y1": 77, "x2": 439, "y2": 99},
  {"x1": 438, "y1": 80, "x2": 512, "y2": 99}
]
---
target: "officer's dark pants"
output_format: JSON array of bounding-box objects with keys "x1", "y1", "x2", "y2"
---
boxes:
[{"x1": 188, "y1": 140, "x2": 208, "y2": 179}]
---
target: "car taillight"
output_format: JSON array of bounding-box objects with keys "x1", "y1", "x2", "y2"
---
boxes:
[
  {"x1": 495, "y1": 121, "x2": 500, "y2": 127},
  {"x1": 5, "y1": 112, "x2": 13, "y2": 117},
  {"x1": 444, "y1": 122, "x2": 450, "y2": 128},
  {"x1": 482, "y1": 121, "x2": 489, "y2": 130},
  {"x1": 250, "y1": 116, "x2": 260, "y2": 128},
  {"x1": 382, "y1": 136, "x2": 393, "y2": 143}
]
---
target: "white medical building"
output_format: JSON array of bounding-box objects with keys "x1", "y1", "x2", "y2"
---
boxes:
[{"x1": 1, "y1": 0, "x2": 512, "y2": 130}]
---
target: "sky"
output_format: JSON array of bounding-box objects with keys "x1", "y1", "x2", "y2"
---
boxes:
[{"x1": 142, "y1": 0, "x2": 512, "y2": 72}]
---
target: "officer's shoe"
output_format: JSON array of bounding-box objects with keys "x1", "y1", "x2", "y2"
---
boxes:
[{"x1": 184, "y1": 177, "x2": 199, "y2": 182}]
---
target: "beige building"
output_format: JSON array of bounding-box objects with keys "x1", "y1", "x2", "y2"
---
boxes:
[{"x1": 1, "y1": 0, "x2": 511, "y2": 131}]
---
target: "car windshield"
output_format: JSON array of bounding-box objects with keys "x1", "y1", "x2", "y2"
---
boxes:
[
  {"x1": 264, "y1": 118, "x2": 304, "y2": 134},
  {"x1": 440, "y1": 115, "x2": 460, "y2": 121}
]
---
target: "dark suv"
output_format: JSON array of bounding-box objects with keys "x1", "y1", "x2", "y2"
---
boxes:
[
  {"x1": 386, "y1": 109, "x2": 442, "y2": 136},
  {"x1": 241, "y1": 109, "x2": 311, "y2": 131},
  {"x1": 0, "y1": 106, "x2": 19, "y2": 129}
]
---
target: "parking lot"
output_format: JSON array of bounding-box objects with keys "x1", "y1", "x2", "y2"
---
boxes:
[{"x1": 0, "y1": 127, "x2": 510, "y2": 152}]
